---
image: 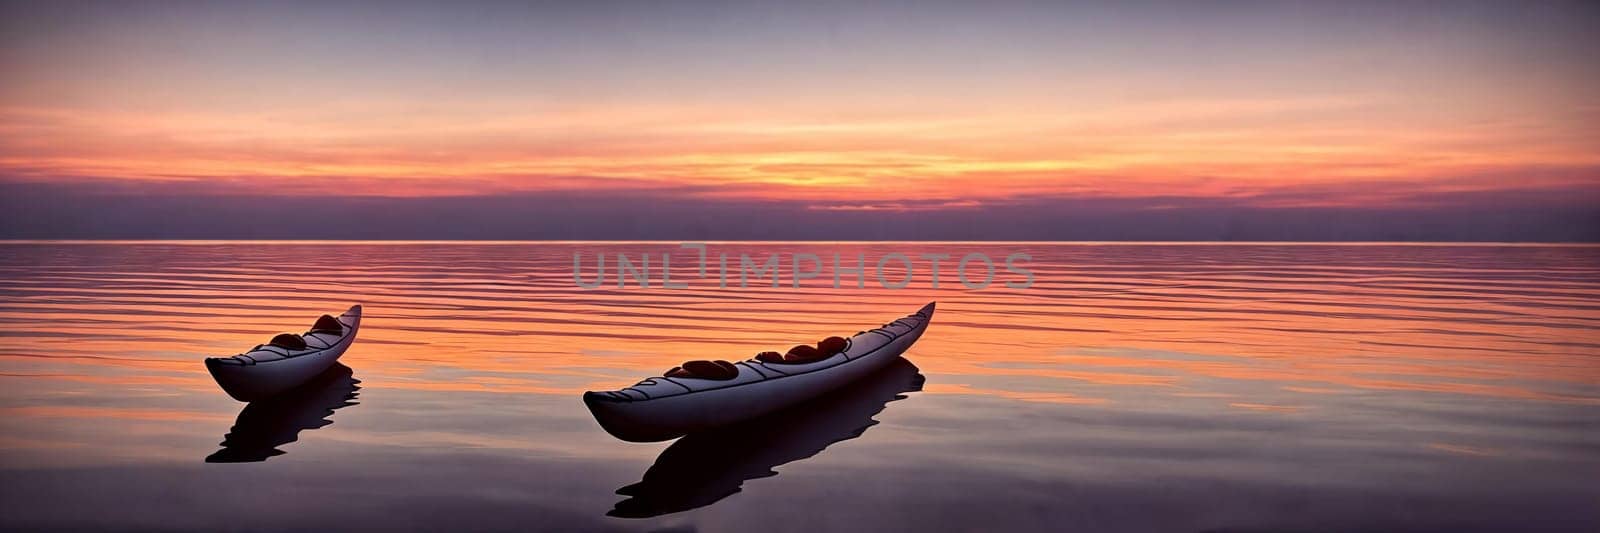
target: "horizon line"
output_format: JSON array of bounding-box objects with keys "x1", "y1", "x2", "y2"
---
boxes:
[{"x1": 3, "y1": 239, "x2": 1597, "y2": 247}]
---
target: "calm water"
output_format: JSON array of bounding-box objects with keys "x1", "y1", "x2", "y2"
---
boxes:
[{"x1": 1, "y1": 242, "x2": 1597, "y2": 532}]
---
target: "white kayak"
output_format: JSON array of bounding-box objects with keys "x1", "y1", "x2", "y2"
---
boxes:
[
  {"x1": 584, "y1": 302, "x2": 935, "y2": 442},
  {"x1": 205, "y1": 305, "x2": 362, "y2": 402}
]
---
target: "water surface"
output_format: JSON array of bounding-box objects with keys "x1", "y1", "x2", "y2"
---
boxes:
[{"x1": 1, "y1": 242, "x2": 1597, "y2": 532}]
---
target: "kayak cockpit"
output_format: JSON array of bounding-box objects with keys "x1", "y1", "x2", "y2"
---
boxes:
[{"x1": 661, "y1": 334, "x2": 856, "y2": 381}]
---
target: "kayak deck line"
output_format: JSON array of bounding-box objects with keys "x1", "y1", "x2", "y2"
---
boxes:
[{"x1": 737, "y1": 361, "x2": 777, "y2": 379}]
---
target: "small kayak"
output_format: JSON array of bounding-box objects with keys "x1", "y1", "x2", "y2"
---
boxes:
[
  {"x1": 205, "y1": 305, "x2": 362, "y2": 402},
  {"x1": 584, "y1": 302, "x2": 935, "y2": 442}
]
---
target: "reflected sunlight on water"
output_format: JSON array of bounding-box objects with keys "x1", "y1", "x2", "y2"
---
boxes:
[{"x1": 1, "y1": 242, "x2": 1597, "y2": 532}]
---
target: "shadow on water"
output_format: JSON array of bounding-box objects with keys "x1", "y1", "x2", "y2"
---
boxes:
[
  {"x1": 609, "y1": 357, "x2": 926, "y2": 519},
  {"x1": 205, "y1": 364, "x2": 361, "y2": 463}
]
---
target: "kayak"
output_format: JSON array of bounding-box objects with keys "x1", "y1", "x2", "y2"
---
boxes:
[
  {"x1": 583, "y1": 302, "x2": 935, "y2": 442},
  {"x1": 205, "y1": 305, "x2": 362, "y2": 402},
  {"x1": 610, "y1": 357, "x2": 925, "y2": 518}
]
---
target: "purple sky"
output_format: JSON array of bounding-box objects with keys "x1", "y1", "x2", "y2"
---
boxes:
[{"x1": 1, "y1": 0, "x2": 1596, "y2": 240}]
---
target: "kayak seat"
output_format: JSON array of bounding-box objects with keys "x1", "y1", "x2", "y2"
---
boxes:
[
  {"x1": 309, "y1": 314, "x2": 343, "y2": 335},
  {"x1": 665, "y1": 359, "x2": 738, "y2": 380},
  {"x1": 268, "y1": 333, "x2": 308, "y2": 350},
  {"x1": 817, "y1": 336, "x2": 849, "y2": 355},
  {"x1": 779, "y1": 344, "x2": 828, "y2": 364},
  {"x1": 755, "y1": 351, "x2": 784, "y2": 363}
]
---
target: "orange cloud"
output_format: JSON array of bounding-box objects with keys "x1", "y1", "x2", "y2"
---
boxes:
[{"x1": 1, "y1": 90, "x2": 1597, "y2": 208}]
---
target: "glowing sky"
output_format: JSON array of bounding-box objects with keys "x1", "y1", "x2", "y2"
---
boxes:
[{"x1": 1, "y1": 1, "x2": 1597, "y2": 239}]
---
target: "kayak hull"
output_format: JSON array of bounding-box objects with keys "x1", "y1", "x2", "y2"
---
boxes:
[
  {"x1": 206, "y1": 305, "x2": 362, "y2": 402},
  {"x1": 584, "y1": 302, "x2": 934, "y2": 442}
]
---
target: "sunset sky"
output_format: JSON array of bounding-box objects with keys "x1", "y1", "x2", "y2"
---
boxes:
[{"x1": 1, "y1": 0, "x2": 1597, "y2": 240}]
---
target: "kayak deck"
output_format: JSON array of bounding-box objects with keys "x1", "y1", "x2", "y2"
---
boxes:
[
  {"x1": 207, "y1": 306, "x2": 362, "y2": 367},
  {"x1": 594, "y1": 305, "x2": 931, "y2": 402}
]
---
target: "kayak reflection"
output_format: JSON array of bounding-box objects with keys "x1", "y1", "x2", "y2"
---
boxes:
[
  {"x1": 610, "y1": 357, "x2": 925, "y2": 518},
  {"x1": 205, "y1": 364, "x2": 361, "y2": 463}
]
